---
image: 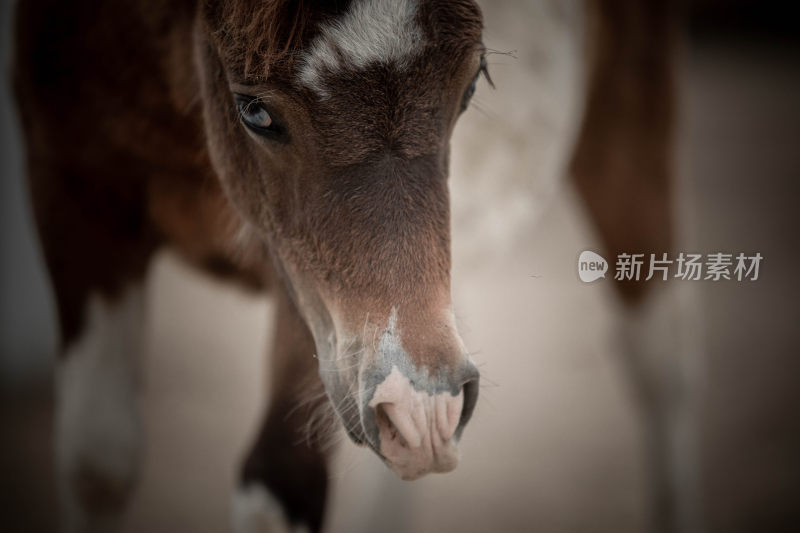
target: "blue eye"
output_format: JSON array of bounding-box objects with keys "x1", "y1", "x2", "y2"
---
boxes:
[
  {"x1": 234, "y1": 94, "x2": 280, "y2": 135},
  {"x1": 243, "y1": 103, "x2": 271, "y2": 128},
  {"x1": 461, "y1": 55, "x2": 491, "y2": 113},
  {"x1": 464, "y1": 78, "x2": 478, "y2": 102},
  {"x1": 460, "y1": 75, "x2": 479, "y2": 112}
]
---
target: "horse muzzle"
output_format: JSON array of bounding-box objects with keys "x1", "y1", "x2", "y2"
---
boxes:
[{"x1": 360, "y1": 362, "x2": 479, "y2": 480}]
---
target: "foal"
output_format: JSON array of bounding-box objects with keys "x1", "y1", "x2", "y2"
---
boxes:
[{"x1": 14, "y1": 0, "x2": 694, "y2": 532}]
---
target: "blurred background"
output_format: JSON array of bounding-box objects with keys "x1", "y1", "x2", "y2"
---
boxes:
[{"x1": 1, "y1": 0, "x2": 798, "y2": 532}]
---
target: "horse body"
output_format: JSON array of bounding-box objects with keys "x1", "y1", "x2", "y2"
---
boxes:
[{"x1": 14, "y1": 1, "x2": 696, "y2": 532}]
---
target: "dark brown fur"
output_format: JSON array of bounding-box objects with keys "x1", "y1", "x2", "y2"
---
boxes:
[
  {"x1": 14, "y1": 0, "x2": 676, "y2": 530},
  {"x1": 15, "y1": 0, "x2": 484, "y2": 528}
]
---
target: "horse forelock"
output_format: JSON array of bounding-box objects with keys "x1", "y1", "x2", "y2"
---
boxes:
[
  {"x1": 208, "y1": 0, "x2": 351, "y2": 80},
  {"x1": 207, "y1": 0, "x2": 482, "y2": 87},
  {"x1": 297, "y1": 0, "x2": 484, "y2": 96}
]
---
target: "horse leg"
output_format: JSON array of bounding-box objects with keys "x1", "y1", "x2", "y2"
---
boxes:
[
  {"x1": 232, "y1": 284, "x2": 332, "y2": 533},
  {"x1": 571, "y1": 2, "x2": 702, "y2": 532},
  {"x1": 28, "y1": 166, "x2": 157, "y2": 532},
  {"x1": 56, "y1": 286, "x2": 147, "y2": 532}
]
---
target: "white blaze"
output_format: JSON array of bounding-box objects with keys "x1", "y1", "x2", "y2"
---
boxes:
[{"x1": 298, "y1": 0, "x2": 424, "y2": 96}]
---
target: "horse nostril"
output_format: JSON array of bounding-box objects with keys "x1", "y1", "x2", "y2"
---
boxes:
[
  {"x1": 455, "y1": 369, "x2": 480, "y2": 441},
  {"x1": 375, "y1": 404, "x2": 401, "y2": 445},
  {"x1": 361, "y1": 361, "x2": 480, "y2": 466}
]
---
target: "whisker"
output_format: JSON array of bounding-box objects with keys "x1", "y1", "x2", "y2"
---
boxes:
[
  {"x1": 317, "y1": 360, "x2": 363, "y2": 373},
  {"x1": 469, "y1": 98, "x2": 500, "y2": 122},
  {"x1": 476, "y1": 392, "x2": 498, "y2": 412},
  {"x1": 485, "y1": 48, "x2": 518, "y2": 59}
]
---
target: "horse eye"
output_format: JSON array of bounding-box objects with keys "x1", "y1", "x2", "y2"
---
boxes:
[
  {"x1": 460, "y1": 77, "x2": 478, "y2": 112},
  {"x1": 235, "y1": 94, "x2": 274, "y2": 132},
  {"x1": 464, "y1": 78, "x2": 478, "y2": 103},
  {"x1": 461, "y1": 55, "x2": 492, "y2": 113}
]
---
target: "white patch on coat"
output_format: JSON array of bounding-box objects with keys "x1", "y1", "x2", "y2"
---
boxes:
[
  {"x1": 377, "y1": 306, "x2": 402, "y2": 354},
  {"x1": 298, "y1": 0, "x2": 424, "y2": 96},
  {"x1": 56, "y1": 287, "x2": 144, "y2": 530},
  {"x1": 616, "y1": 282, "x2": 705, "y2": 533},
  {"x1": 232, "y1": 484, "x2": 309, "y2": 533},
  {"x1": 617, "y1": 283, "x2": 703, "y2": 409}
]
